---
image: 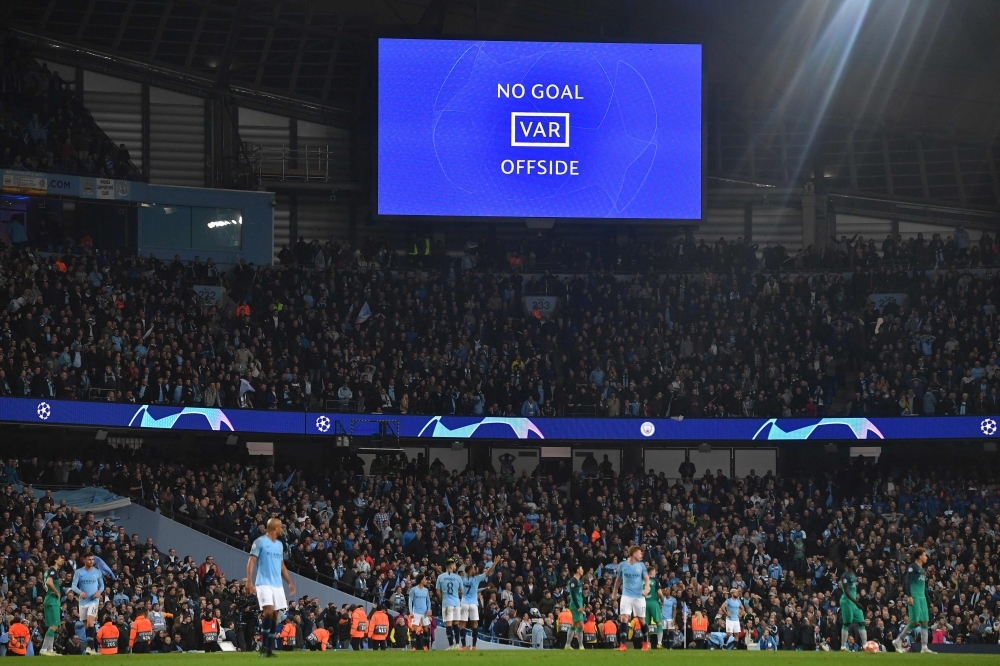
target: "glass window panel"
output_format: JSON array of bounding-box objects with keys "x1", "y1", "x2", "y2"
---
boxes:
[
  {"x1": 139, "y1": 204, "x2": 192, "y2": 248},
  {"x1": 191, "y1": 207, "x2": 243, "y2": 250}
]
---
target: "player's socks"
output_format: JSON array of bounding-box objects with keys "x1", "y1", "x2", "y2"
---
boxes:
[
  {"x1": 859, "y1": 628, "x2": 868, "y2": 645},
  {"x1": 446, "y1": 625, "x2": 454, "y2": 646},
  {"x1": 471, "y1": 626, "x2": 478, "y2": 648},
  {"x1": 454, "y1": 625, "x2": 462, "y2": 646},
  {"x1": 618, "y1": 622, "x2": 629, "y2": 648},
  {"x1": 919, "y1": 627, "x2": 929, "y2": 647},
  {"x1": 86, "y1": 626, "x2": 96, "y2": 649},
  {"x1": 41, "y1": 629, "x2": 55, "y2": 653},
  {"x1": 841, "y1": 628, "x2": 849, "y2": 649},
  {"x1": 462, "y1": 628, "x2": 468, "y2": 647},
  {"x1": 649, "y1": 632, "x2": 658, "y2": 649}
]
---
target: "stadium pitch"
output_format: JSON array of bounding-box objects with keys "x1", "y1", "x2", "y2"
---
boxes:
[{"x1": 70, "y1": 652, "x2": 998, "y2": 666}]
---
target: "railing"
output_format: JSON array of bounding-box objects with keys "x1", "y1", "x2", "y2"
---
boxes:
[{"x1": 249, "y1": 143, "x2": 337, "y2": 183}]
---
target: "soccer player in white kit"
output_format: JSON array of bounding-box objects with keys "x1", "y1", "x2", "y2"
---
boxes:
[
  {"x1": 246, "y1": 518, "x2": 296, "y2": 657},
  {"x1": 611, "y1": 545, "x2": 650, "y2": 651}
]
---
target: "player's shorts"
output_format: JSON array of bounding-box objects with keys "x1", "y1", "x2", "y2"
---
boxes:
[
  {"x1": 79, "y1": 600, "x2": 98, "y2": 620},
  {"x1": 256, "y1": 584, "x2": 288, "y2": 611},
  {"x1": 619, "y1": 595, "x2": 646, "y2": 619},
  {"x1": 460, "y1": 604, "x2": 480, "y2": 622},
  {"x1": 44, "y1": 597, "x2": 61, "y2": 627},
  {"x1": 646, "y1": 604, "x2": 662, "y2": 625},
  {"x1": 662, "y1": 619, "x2": 675, "y2": 631},
  {"x1": 570, "y1": 608, "x2": 585, "y2": 624},
  {"x1": 841, "y1": 600, "x2": 865, "y2": 625},
  {"x1": 908, "y1": 598, "x2": 929, "y2": 624},
  {"x1": 411, "y1": 613, "x2": 431, "y2": 627},
  {"x1": 443, "y1": 605, "x2": 461, "y2": 622},
  {"x1": 725, "y1": 619, "x2": 741, "y2": 634}
]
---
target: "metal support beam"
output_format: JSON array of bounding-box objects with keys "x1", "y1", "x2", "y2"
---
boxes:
[
  {"x1": 289, "y1": 193, "x2": 299, "y2": 244},
  {"x1": 747, "y1": 120, "x2": 756, "y2": 180},
  {"x1": 112, "y1": 0, "x2": 136, "y2": 53},
  {"x1": 779, "y1": 119, "x2": 788, "y2": 184},
  {"x1": 288, "y1": 3, "x2": 315, "y2": 93},
  {"x1": 714, "y1": 104, "x2": 722, "y2": 174},
  {"x1": 321, "y1": 14, "x2": 346, "y2": 101},
  {"x1": 149, "y1": 0, "x2": 173, "y2": 59},
  {"x1": 185, "y1": 4, "x2": 208, "y2": 70},
  {"x1": 141, "y1": 82, "x2": 150, "y2": 182},
  {"x1": 916, "y1": 136, "x2": 931, "y2": 200},
  {"x1": 289, "y1": 118, "x2": 298, "y2": 170},
  {"x1": 38, "y1": 0, "x2": 58, "y2": 32},
  {"x1": 204, "y1": 98, "x2": 213, "y2": 188},
  {"x1": 215, "y1": 0, "x2": 248, "y2": 89},
  {"x1": 255, "y1": 2, "x2": 282, "y2": 86},
  {"x1": 76, "y1": 0, "x2": 97, "y2": 40}
]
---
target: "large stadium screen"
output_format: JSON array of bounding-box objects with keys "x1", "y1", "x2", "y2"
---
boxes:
[{"x1": 377, "y1": 39, "x2": 702, "y2": 220}]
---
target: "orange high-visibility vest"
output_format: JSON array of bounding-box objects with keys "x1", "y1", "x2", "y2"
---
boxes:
[
  {"x1": 557, "y1": 609, "x2": 573, "y2": 631},
  {"x1": 350, "y1": 607, "x2": 368, "y2": 638},
  {"x1": 691, "y1": 615, "x2": 708, "y2": 639},
  {"x1": 201, "y1": 618, "x2": 219, "y2": 643},
  {"x1": 307, "y1": 628, "x2": 331, "y2": 650},
  {"x1": 130, "y1": 616, "x2": 154, "y2": 647},
  {"x1": 7, "y1": 623, "x2": 30, "y2": 655},
  {"x1": 279, "y1": 623, "x2": 297, "y2": 648},
  {"x1": 602, "y1": 620, "x2": 618, "y2": 644},
  {"x1": 368, "y1": 611, "x2": 390, "y2": 640},
  {"x1": 97, "y1": 622, "x2": 120, "y2": 654},
  {"x1": 583, "y1": 620, "x2": 598, "y2": 644}
]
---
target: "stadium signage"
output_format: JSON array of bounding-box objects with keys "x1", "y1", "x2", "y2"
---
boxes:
[
  {"x1": 2, "y1": 397, "x2": 998, "y2": 441},
  {"x1": 377, "y1": 39, "x2": 702, "y2": 219}
]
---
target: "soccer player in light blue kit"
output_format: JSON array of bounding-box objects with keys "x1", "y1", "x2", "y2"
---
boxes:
[
  {"x1": 246, "y1": 518, "x2": 296, "y2": 658},
  {"x1": 660, "y1": 585, "x2": 678, "y2": 649},
  {"x1": 70, "y1": 550, "x2": 105, "y2": 654},
  {"x1": 611, "y1": 545, "x2": 650, "y2": 651},
  {"x1": 723, "y1": 588, "x2": 744, "y2": 640},
  {"x1": 408, "y1": 574, "x2": 432, "y2": 651},
  {"x1": 459, "y1": 554, "x2": 501, "y2": 650},
  {"x1": 436, "y1": 559, "x2": 464, "y2": 649}
]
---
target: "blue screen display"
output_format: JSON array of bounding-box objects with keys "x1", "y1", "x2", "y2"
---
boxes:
[{"x1": 378, "y1": 39, "x2": 702, "y2": 219}]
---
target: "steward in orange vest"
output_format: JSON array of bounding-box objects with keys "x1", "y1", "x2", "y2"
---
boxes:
[
  {"x1": 349, "y1": 606, "x2": 368, "y2": 650},
  {"x1": 6, "y1": 618, "x2": 30, "y2": 655},
  {"x1": 279, "y1": 619, "x2": 298, "y2": 651},
  {"x1": 129, "y1": 613, "x2": 154, "y2": 653},
  {"x1": 557, "y1": 608, "x2": 574, "y2": 647},
  {"x1": 601, "y1": 618, "x2": 618, "y2": 648},
  {"x1": 367, "y1": 606, "x2": 390, "y2": 650},
  {"x1": 201, "y1": 616, "x2": 220, "y2": 651},
  {"x1": 582, "y1": 616, "x2": 599, "y2": 649},
  {"x1": 96, "y1": 621, "x2": 120, "y2": 654},
  {"x1": 306, "y1": 627, "x2": 331, "y2": 651}
]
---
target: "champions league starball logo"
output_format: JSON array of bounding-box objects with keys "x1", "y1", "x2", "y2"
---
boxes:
[
  {"x1": 417, "y1": 416, "x2": 544, "y2": 439},
  {"x1": 36, "y1": 401, "x2": 51, "y2": 420},
  {"x1": 982, "y1": 418, "x2": 997, "y2": 436},
  {"x1": 315, "y1": 416, "x2": 332, "y2": 433},
  {"x1": 127, "y1": 405, "x2": 235, "y2": 431},
  {"x1": 752, "y1": 418, "x2": 884, "y2": 440}
]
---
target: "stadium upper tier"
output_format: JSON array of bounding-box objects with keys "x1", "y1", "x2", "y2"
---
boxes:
[{"x1": 0, "y1": 238, "x2": 998, "y2": 420}]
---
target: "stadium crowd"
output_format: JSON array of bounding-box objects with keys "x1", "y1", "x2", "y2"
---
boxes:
[
  {"x1": 0, "y1": 30, "x2": 137, "y2": 179},
  {"x1": 2, "y1": 450, "x2": 998, "y2": 653},
  {"x1": 3, "y1": 232, "x2": 1000, "y2": 419}
]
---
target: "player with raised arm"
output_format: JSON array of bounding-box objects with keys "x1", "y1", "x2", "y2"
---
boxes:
[
  {"x1": 40, "y1": 552, "x2": 65, "y2": 656},
  {"x1": 839, "y1": 557, "x2": 868, "y2": 650},
  {"x1": 459, "y1": 554, "x2": 500, "y2": 650},
  {"x1": 70, "y1": 550, "x2": 105, "y2": 655},
  {"x1": 409, "y1": 574, "x2": 432, "y2": 651},
  {"x1": 610, "y1": 545, "x2": 650, "y2": 651},
  {"x1": 566, "y1": 563, "x2": 586, "y2": 650},
  {"x1": 246, "y1": 517, "x2": 296, "y2": 658},
  {"x1": 893, "y1": 548, "x2": 934, "y2": 654},
  {"x1": 436, "y1": 558, "x2": 463, "y2": 649}
]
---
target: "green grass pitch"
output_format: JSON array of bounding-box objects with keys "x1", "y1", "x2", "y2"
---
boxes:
[{"x1": 75, "y1": 651, "x2": 997, "y2": 666}]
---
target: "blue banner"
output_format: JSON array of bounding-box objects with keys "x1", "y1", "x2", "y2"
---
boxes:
[{"x1": 0, "y1": 397, "x2": 996, "y2": 441}]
